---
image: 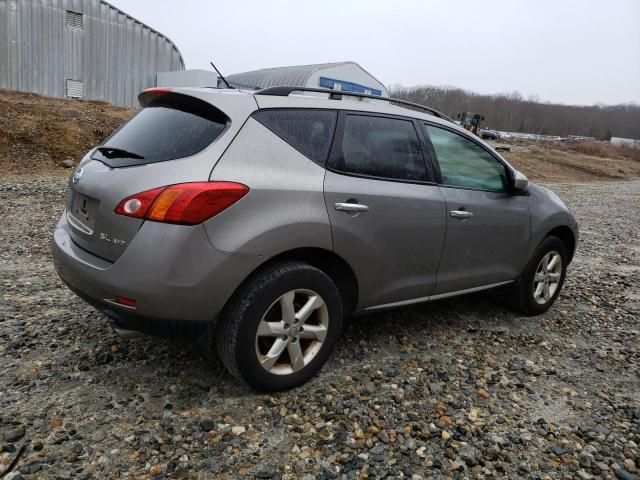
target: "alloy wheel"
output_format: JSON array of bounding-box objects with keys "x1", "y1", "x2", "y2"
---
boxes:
[
  {"x1": 533, "y1": 251, "x2": 563, "y2": 305},
  {"x1": 255, "y1": 289, "x2": 329, "y2": 375}
]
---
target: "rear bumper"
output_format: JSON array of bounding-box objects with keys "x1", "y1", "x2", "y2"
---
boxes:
[{"x1": 51, "y1": 211, "x2": 264, "y2": 337}]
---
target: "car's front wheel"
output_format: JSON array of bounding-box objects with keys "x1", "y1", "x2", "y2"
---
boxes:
[
  {"x1": 216, "y1": 261, "x2": 343, "y2": 392},
  {"x1": 510, "y1": 235, "x2": 568, "y2": 315}
]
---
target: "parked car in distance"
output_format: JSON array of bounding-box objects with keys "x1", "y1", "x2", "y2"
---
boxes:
[
  {"x1": 52, "y1": 86, "x2": 578, "y2": 391},
  {"x1": 479, "y1": 129, "x2": 501, "y2": 140}
]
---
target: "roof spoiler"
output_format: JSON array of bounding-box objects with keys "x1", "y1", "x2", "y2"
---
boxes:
[{"x1": 256, "y1": 86, "x2": 455, "y2": 123}]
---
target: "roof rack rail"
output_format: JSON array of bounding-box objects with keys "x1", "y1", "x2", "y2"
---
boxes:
[{"x1": 256, "y1": 86, "x2": 455, "y2": 123}]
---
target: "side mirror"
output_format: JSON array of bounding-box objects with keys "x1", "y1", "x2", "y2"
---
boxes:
[{"x1": 512, "y1": 170, "x2": 529, "y2": 192}]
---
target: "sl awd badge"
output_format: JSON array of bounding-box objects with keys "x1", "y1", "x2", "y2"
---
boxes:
[{"x1": 72, "y1": 167, "x2": 84, "y2": 184}]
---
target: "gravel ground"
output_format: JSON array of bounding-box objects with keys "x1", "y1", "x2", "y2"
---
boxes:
[{"x1": 1, "y1": 177, "x2": 638, "y2": 480}]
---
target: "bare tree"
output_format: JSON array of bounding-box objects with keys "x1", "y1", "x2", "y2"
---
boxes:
[{"x1": 389, "y1": 85, "x2": 640, "y2": 139}]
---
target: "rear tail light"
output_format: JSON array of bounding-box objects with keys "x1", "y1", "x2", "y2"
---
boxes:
[
  {"x1": 115, "y1": 182, "x2": 249, "y2": 225},
  {"x1": 114, "y1": 187, "x2": 165, "y2": 219}
]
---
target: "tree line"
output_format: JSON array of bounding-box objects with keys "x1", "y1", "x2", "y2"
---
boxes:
[{"x1": 388, "y1": 85, "x2": 640, "y2": 140}]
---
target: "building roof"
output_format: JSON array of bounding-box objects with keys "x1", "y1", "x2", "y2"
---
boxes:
[
  {"x1": 225, "y1": 61, "x2": 384, "y2": 91},
  {"x1": 100, "y1": 0, "x2": 184, "y2": 68}
]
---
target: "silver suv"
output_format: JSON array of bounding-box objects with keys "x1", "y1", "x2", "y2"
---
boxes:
[{"x1": 52, "y1": 86, "x2": 578, "y2": 391}]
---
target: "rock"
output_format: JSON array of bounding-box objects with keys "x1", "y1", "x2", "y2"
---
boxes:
[
  {"x1": 4, "y1": 474, "x2": 25, "y2": 480},
  {"x1": 199, "y1": 419, "x2": 215, "y2": 432},
  {"x1": 477, "y1": 388, "x2": 490, "y2": 399},
  {"x1": 4, "y1": 427, "x2": 26, "y2": 442},
  {"x1": 232, "y1": 426, "x2": 246, "y2": 435},
  {"x1": 91, "y1": 430, "x2": 106, "y2": 442},
  {"x1": 576, "y1": 470, "x2": 593, "y2": 480},
  {"x1": 615, "y1": 469, "x2": 638, "y2": 480},
  {"x1": 149, "y1": 464, "x2": 163, "y2": 476},
  {"x1": 61, "y1": 159, "x2": 75, "y2": 168},
  {"x1": 247, "y1": 462, "x2": 278, "y2": 479},
  {"x1": 624, "y1": 459, "x2": 638, "y2": 473}
]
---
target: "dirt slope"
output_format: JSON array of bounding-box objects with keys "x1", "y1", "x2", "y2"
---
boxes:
[
  {"x1": 499, "y1": 142, "x2": 640, "y2": 183},
  {"x1": 0, "y1": 90, "x2": 134, "y2": 174}
]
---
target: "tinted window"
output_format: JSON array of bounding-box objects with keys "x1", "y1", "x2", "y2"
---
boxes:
[
  {"x1": 330, "y1": 115, "x2": 427, "y2": 181},
  {"x1": 424, "y1": 125, "x2": 508, "y2": 192},
  {"x1": 253, "y1": 109, "x2": 337, "y2": 165},
  {"x1": 93, "y1": 97, "x2": 227, "y2": 167}
]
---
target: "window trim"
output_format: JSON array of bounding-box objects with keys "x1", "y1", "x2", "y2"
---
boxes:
[
  {"x1": 421, "y1": 121, "x2": 518, "y2": 195},
  {"x1": 251, "y1": 108, "x2": 339, "y2": 167},
  {"x1": 326, "y1": 110, "x2": 437, "y2": 185}
]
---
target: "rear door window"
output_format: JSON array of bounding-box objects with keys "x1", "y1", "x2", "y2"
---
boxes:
[
  {"x1": 93, "y1": 95, "x2": 228, "y2": 167},
  {"x1": 252, "y1": 109, "x2": 337, "y2": 165},
  {"x1": 328, "y1": 114, "x2": 427, "y2": 182}
]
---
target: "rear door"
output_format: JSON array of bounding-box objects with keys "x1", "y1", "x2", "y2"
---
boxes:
[
  {"x1": 421, "y1": 123, "x2": 531, "y2": 294},
  {"x1": 324, "y1": 112, "x2": 447, "y2": 309}
]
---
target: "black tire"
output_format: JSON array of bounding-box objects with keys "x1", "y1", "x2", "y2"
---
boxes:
[
  {"x1": 509, "y1": 236, "x2": 568, "y2": 315},
  {"x1": 216, "y1": 261, "x2": 343, "y2": 392}
]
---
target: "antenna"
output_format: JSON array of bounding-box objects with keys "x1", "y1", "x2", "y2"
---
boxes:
[{"x1": 210, "y1": 61, "x2": 233, "y2": 89}]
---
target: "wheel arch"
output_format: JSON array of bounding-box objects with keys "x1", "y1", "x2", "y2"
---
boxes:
[
  {"x1": 546, "y1": 226, "x2": 576, "y2": 263},
  {"x1": 229, "y1": 247, "x2": 359, "y2": 317}
]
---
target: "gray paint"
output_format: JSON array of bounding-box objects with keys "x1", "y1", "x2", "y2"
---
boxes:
[
  {"x1": 0, "y1": 0, "x2": 184, "y2": 106},
  {"x1": 53, "y1": 214, "x2": 263, "y2": 322},
  {"x1": 433, "y1": 187, "x2": 530, "y2": 294},
  {"x1": 52, "y1": 86, "x2": 578, "y2": 327},
  {"x1": 205, "y1": 118, "x2": 333, "y2": 255},
  {"x1": 324, "y1": 171, "x2": 447, "y2": 308},
  {"x1": 226, "y1": 61, "x2": 388, "y2": 97}
]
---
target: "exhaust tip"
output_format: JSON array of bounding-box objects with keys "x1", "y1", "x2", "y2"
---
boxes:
[{"x1": 110, "y1": 321, "x2": 145, "y2": 339}]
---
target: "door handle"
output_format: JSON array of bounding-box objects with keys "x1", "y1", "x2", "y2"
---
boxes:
[
  {"x1": 450, "y1": 210, "x2": 474, "y2": 218},
  {"x1": 335, "y1": 202, "x2": 370, "y2": 212}
]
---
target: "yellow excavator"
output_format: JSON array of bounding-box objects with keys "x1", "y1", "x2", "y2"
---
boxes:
[{"x1": 457, "y1": 112, "x2": 485, "y2": 136}]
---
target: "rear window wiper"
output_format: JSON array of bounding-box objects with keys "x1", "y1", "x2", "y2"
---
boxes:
[{"x1": 97, "y1": 147, "x2": 145, "y2": 159}]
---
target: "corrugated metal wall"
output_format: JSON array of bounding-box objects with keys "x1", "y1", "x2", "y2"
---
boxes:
[{"x1": 0, "y1": 0, "x2": 184, "y2": 106}]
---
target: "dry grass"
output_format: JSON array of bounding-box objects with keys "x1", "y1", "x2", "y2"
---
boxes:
[{"x1": 558, "y1": 141, "x2": 640, "y2": 162}]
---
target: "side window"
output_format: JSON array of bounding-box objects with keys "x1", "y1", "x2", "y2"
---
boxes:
[
  {"x1": 423, "y1": 124, "x2": 508, "y2": 192},
  {"x1": 329, "y1": 115, "x2": 427, "y2": 181},
  {"x1": 253, "y1": 109, "x2": 337, "y2": 165}
]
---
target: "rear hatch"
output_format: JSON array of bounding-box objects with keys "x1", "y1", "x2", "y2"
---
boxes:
[{"x1": 65, "y1": 88, "x2": 254, "y2": 262}]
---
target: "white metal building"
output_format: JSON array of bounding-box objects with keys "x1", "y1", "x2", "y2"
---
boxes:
[
  {"x1": 0, "y1": 0, "x2": 184, "y2": 106},
  {"x1": 223, "y1": 62, "x2": 389, "y2": 97},
  {"x1": 611, "y1": 137, "x2": 640, "y2": 149}
]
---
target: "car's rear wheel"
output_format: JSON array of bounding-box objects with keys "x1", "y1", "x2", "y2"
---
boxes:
[
  {"x1": 509, "y1": 236, "x2": 568, "y2": 315},
  {"x1": 216, "y1": 261, "x2": 343, "y2": 392}
]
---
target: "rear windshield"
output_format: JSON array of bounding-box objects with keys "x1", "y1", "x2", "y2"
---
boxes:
[{"x1": 93, "y1": 95, "x2": 228, "y2": 167}]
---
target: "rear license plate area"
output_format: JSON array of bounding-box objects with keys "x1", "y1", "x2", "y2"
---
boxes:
[{"x1": 70, "y1": 192, "x2": 99, "y2": 231}]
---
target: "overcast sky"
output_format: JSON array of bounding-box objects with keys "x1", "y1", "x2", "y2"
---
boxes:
[{"x1": 110, "y1": 0, "x2": 640, "y2": 106}]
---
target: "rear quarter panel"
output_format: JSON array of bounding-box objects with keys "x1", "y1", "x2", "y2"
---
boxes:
[{"x1": 203, "y1": 118, "x2": 332, "y2": 256}]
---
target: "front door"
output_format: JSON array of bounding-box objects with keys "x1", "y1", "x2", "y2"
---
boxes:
[
  {"x1": 324, "y1": 112, "x2": 447, "y2": 309},
  {"x1": 421, "y1": 123, "x2": 531, "y2": 294}
]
